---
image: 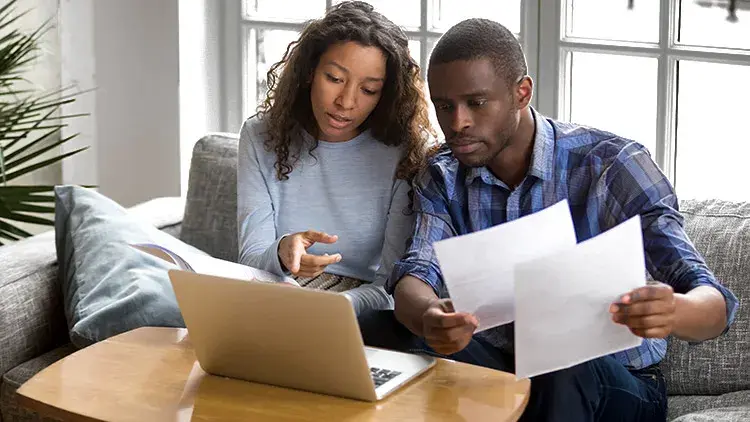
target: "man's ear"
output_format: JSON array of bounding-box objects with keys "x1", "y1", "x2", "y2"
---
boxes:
[{"x1": 516, "y1": 76, "x2": 534, "y2": 109}]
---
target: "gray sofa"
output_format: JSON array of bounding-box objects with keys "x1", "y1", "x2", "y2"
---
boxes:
[{"x1": 0, "y1": 133, "x2": 748, "y2": 421}]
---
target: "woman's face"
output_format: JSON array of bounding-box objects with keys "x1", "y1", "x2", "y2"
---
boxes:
[{"x1": 309, "y1": 41, "x2": 386, "y2": 142}]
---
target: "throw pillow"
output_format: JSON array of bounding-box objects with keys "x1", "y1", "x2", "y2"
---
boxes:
[{"x1": 55, "y1": 185, "x2": 205, "y2": 348}]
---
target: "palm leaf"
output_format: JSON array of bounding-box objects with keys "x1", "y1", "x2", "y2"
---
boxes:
[
  {"x1": 0, "y1": 0, "x2": 89, "y2": 243},
  {"x1": 4, "y1": 133, "x2": 78, "y2": 169},
  {"x1": 2, "y1": 146, "x2": 88, "y2": 182}
]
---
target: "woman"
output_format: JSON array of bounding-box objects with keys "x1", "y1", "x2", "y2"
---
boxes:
[{"x1": 237, "y1": 1, "x2": 434, "y2": 315}]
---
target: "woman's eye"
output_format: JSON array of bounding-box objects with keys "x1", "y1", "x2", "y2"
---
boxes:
[
  {"x1": 326, "y1": 73, "x2": 342, "y2": 83},
  {"x1": 362, "y1": 88, "x2": 378, "y2": 96}
]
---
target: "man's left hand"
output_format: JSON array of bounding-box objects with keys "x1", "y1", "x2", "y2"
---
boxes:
[{"x1": 610, "y1": 282, "x2": 676, "y2": 338}]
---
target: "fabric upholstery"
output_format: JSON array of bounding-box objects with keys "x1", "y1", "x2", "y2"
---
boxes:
[
  {"x1": 0, "y1": 344, "x2": 74, "y2": 422},
  {"x1": 668, "y1": 391, "x2": 750, "y2": 421},
  {"x1": 0, "y1": 232, "x2": 67, "y2": 382},
  {"x1": 180, "y1": 134, "x2": 240, "y2": 262},
  {"x1": 661, "y1": 199, "x2": 750, "y2": 396}
]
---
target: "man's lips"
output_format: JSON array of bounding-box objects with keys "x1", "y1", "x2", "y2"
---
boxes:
[{"x1": 448, "y1": 137, "x2": 483, "y2": 154}]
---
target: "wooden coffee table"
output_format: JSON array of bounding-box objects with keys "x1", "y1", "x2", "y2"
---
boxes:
[{"x1": 16, "y1": 327, "x2": 530, "y2": 421}]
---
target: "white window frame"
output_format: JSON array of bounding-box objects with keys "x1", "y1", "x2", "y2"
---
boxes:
[
  {"x1": 535, "y1": 0, "x2": 750, "y2": 183},
  {"x1": 220, "y1": 0, "x2": 541, "y2": 134}
]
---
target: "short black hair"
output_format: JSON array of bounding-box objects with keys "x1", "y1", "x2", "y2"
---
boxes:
[{"x1": 429, "y1": 18, "x2": 527, "y2": 87}]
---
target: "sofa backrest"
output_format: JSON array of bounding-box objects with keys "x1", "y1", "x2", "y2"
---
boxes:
[
  {"x1": 661, "y1": 199, "x2": 749, "y2": 395},
  {"x1": 180, "y1": 133, "x2": 240, "y2": 262}
]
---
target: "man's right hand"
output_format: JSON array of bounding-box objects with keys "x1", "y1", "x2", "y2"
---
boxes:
[
  {"x1": 422, "y1": 299, "x2": 478, "y2": 355},
  {"x1": 278, "y1": 230, "x2": 341, "y2": 277}
]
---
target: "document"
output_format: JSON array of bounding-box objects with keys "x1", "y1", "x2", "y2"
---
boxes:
[
  {"x1": 513, "y1": 216, "x2": 646, "y2": 379},
  {"x1": 433, "y1": 200, "x2": 577, "y2": 331},
  {"x1": 131, "y1": 243, "x2": 300, "y2": 287}
]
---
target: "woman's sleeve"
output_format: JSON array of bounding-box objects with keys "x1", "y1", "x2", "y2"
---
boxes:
[{"x1": 236, "y1": 120, "x2": 289, "y2": 276}]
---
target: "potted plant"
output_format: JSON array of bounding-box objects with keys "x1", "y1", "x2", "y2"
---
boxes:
[{"x1": 0, "y1": 0, "x2": 88, "y2": 245}]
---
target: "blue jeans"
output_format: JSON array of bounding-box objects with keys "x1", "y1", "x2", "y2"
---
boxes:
[{"x1": 358, "y1": 310, "x2": 668, "y2": 422}]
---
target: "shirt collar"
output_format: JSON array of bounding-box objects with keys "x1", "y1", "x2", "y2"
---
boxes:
[{"x1": 464, "y1": 107, "x2": 555, "y2": 187}]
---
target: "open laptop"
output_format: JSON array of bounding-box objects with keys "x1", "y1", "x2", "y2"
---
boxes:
[{"x1": 167, "y1": 269, "x2": 436, "y2": 402}]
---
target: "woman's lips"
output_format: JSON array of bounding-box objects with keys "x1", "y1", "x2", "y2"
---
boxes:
[{"x1": 326, "y1": 112, "x2": 352, "y2": 129}]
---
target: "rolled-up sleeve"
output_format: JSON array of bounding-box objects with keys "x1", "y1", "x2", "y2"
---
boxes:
[{"x1": 597, "y1": 143, "x2": 739, "y2": 335}]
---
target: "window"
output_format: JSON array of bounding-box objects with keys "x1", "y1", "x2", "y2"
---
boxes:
[
  {"x1": 230, "y1": 0, "x2": 533, "y2": 136},
  {"x1": 537, "y1": 0, "x2": 750, "y2": 202},
  {"x1": 215, "y1": 0, "x2": 750, "y2": 202}
]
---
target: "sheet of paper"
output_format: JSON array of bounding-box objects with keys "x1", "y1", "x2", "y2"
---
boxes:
[
  {"x1": 433, "y1": 200, "x2": 577, "y2": 331},
  {"x1": 513, "y1": 215, "x2": 647, "y2": 380},
  {"x1": 131, "y1": 243, "x2": 300, "y2": 287}
]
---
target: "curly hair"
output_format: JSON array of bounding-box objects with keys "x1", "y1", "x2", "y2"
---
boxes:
[{"x1": 256, "y1": 1, "x2": 435, "y2": 181}]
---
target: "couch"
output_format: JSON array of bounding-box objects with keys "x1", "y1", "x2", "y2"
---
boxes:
[{"x1": 0, "y1": 133, "x2": 748, "y2": 421}]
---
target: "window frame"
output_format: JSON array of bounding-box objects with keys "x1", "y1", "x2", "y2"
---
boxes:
[
  {"x1": 536, "y1": 0, "x2": 750, "y2": 184},
  {"x1": 220, "y1": 0, "x2": 540, "y2": 134}
]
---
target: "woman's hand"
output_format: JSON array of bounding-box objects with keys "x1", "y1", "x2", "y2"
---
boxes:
[{"x1": 278, "y1": 230, "x2": 342, "y2": 277}]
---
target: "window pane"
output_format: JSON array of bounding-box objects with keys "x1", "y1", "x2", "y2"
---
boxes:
[
  {"x1": 409, "y1": 39, "x2": 421, "y2": 66},
  {"x1": 244, "y1": 28, "x2": 300, "y2": 119},
  {"x1": 430, "y1": 0, "x2": 521, "y2": 35},
  {"x1": 678, "y1": 0, "x2": 750, "y2": 49},
  {"x1": 243, "y1": 0, "x2": 324, "y2": 22},
  {"x1": 566, "y1": 0, "x2": 659, "y2": 43},
  {"x1": 333, "y1": 0, "x2": 421, "y2": 29},
  {"x1": 568, "y1": 52, "x2": 658, "y2": 155},
  {"x1": 675, "y1": 61, "x2": 750, "y2": 202}
]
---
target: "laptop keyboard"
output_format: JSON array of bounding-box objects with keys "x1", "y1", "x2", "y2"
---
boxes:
[{"x1": 370, "y1": 367, "x2": 402, "y2": 388}]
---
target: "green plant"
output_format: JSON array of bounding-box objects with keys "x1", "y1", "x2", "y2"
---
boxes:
[{"x1": 0, "y1": 0, "x2": 88, "y2": 245}]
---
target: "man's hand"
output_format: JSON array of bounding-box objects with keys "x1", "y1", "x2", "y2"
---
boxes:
[
  {"x1": 278, "y1": 230, "x2": 341, "y2": 277},
  {"x1": 422, "y1": 299, "x2": 478, "y2": 355},
  {"x1": 610, "y1": 282, "x2": 676, "y2": 338}
]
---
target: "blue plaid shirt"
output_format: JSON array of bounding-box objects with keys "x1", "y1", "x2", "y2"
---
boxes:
[{"x1": 387, "y1": 108, "x2": 739, "y2": 370}]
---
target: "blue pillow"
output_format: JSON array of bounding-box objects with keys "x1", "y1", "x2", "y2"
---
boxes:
[{"x1": 54, "y1": 185, "x2": 205, "y2": 348}]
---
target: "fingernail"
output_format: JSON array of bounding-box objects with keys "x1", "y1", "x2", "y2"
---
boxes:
[
  {"x1": 610, "y1": 304, "x2": 618, "y2": 313},
  {"x1": 622, "y1": 295, "x2": 631, "y2": 304}
]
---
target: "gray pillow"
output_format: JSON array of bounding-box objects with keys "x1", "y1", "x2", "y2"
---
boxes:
[{"x1": 54, "y1": 185, "x2": 206, "y2": 348}]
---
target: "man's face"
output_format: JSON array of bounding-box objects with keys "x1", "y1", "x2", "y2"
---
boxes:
[{"x1": 428, "y1": 58, "x2": 520, "y2": 167}]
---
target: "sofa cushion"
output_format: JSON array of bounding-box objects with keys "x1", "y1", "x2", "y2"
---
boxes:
[
  {"x1": 662, "y1": 199, "x2": 750, "y2": 395},
  {"x1": 0, "y1": 232, "x2": 68, "y2": 383},
  {"x1": 0, "y1": 343, "x2": 75, "y2": 422},
  {"x1": 180, "y1": 134, "x2": 239, "y2": 262},
  {"x1": 55, "y1": 185, "x2": 206, "y2": 348},
  {"x1": 668, "y1": 390, "x2": 750, "y2": 421},
  {"x1": 671, "y1": 407, "x2": 750, "y2": 422}
]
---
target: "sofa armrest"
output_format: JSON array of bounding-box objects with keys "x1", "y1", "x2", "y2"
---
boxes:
[
  {"x1": 0, "y1": 233, "x2": 67, "y2": 377},
  {"x1": 126, "y1": 196, "x2": 185, "y2": 229}
]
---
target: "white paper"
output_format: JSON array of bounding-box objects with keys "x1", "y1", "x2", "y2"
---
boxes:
[
  {"x1": 433, "y1": 200, "x2": 577, "y2": 331},
  {"x1": 132, "y1": 243, "x2": 300, "y2": 286},
  {"x1": 513, "y1": 216, "x2": 646, "y2": 379}
]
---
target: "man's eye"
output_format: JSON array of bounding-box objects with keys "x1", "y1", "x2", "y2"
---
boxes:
[{"x1": 468, "y1": 99, "x2": 487, "y2": 107}]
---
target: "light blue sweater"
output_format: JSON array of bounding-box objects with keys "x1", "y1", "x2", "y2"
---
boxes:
[{"x1": 237, "y1": 116, "x2": 414, "y2": 310}]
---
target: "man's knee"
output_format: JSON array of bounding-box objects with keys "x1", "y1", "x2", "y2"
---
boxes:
[{"x1": 357, "y1": 309, "x2": 413, "y2": 350}]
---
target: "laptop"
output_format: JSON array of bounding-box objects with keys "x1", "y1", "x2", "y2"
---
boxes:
[{"x1": 167, "y1": 269, "x2": 436, "y2": 402}]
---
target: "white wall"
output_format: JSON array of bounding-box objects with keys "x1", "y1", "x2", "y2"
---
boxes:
[
  {"x1": 60, "y1": 0, "x2": 181, "y2": 207},
  {"x1": 178, "y1": 0, "x2": 223, "y2": 197},
  {"x1": 13, "y1": 0, "x2": 62, "y2": 187}
]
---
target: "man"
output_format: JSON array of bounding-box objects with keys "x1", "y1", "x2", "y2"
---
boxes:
[{"x1": 368, "y1": 18, "x2": 738, "y2": 422}]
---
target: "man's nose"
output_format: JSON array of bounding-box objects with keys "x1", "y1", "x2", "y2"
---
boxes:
[{"x1": 450, "y1": 104, "x2": 472, "y2": 134}]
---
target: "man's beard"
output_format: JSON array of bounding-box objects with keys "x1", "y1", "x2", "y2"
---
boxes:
[{"x1": 458, "y1": 110, "x2": 518, "y2": 168}]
